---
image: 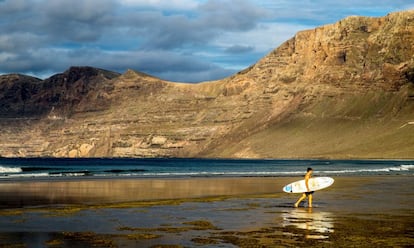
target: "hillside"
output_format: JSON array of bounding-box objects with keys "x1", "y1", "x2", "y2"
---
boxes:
[{"x1": 0, "y1": 10, "x2": 413, "y2": 159}]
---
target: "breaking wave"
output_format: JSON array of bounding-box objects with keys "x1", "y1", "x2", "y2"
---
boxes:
[
  {"x1": 0, "y1": 166, "x2": 22, "y2": 173},
  {"x1": 400, "y1": 164, "x2": 414, "y2": 170},
  {"x1": 318, "y1": 164, "x2": 414, "y2": 174},
  {"x1": 0, "y1": 161, "x2": 413, "y2": 179}
]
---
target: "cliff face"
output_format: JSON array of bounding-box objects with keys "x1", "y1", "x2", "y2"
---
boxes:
[
  {"x1": 1, "y1": 10, "x2": 413, "y2": 159},
  {"x1": 204, "y1": 10, "x2": 414, "y2": 158},
  {"x1": 0, "y1": 67, "x2": 120, "y2": 117},
  {"x1": 0, "y1": 74, "x2": 42, "y2": 117}
]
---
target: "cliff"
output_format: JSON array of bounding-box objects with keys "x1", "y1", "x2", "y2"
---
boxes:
[{"x1": 1, "y1": 10, "x2": 413, "y2": 159}]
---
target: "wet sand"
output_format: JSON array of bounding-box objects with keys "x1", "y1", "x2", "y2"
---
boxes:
[
  {"x1": 0, "y1": 176, "x2": 413, "y2": 247},
  {"x1": 0, "y1": 177, "x2": 293, "y2": 208}
]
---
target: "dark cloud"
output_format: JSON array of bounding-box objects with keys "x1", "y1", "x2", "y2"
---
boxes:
[
  {"x1": 199, "y1": 0, "x2": 269, "y2": 31},
  {"x1": 45, "y1": 0, "x2": 115, "y2": 22},
  {"x1": 0, "y1": 0, "x2": 30, "y2": 15},
  {"x1": 139, "y1": 15, "x2": 213, "y2": 50},
  {"x1": 0, "y1": 0, "x2": 411, "y2": 82},
  {"x1": 136, "y1": 0, "x2": 268, "y2": 50},
  {"x1": 0, "y1": 45, "x2": 234, "y2": 82},
  {"x1": 0, "y1": 0, "x2": 269, "y2": 82},
  {"x1": 41, "y1": 0, "x2": 116, "y2": 42}
]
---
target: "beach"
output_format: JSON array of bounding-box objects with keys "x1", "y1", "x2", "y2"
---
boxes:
[{"x1": 0, "y1": 176, "x2": 413, "y2": 247}]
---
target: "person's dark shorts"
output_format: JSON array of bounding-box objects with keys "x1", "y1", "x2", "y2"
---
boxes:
[{"x1": 305, "y1": 191, "x2": 314, "y2": 196}]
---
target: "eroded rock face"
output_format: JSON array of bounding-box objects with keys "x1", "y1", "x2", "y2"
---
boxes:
[
  {"x1": 0, "y1": 74, "x2": 43, "y2": 116},
  {"x1": 0, "y1": 66, "x2": 120, "y2": 118},
  {"x1": 1, "y1": 10, "x2": 414, "y2": 159},
  {"x1": 245, "y1": 12, "x2": 414, "y2": 93}
]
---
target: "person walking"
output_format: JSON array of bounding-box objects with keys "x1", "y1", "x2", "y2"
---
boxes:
[{"x1": 294, "y1": 167, "x2": 314, "y2": 208}]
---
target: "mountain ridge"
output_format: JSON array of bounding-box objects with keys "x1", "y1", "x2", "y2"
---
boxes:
[{"x1": 1, "y1": 10, "x2": 413, "y2": 158}]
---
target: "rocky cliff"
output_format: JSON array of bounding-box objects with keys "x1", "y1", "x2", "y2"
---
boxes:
[{"x1": 1, "y1": 10, "x2": 413, "y2": 159}]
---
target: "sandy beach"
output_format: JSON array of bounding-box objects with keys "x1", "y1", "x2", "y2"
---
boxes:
[{"x1": 0, "y1": 176, "x2": 413, "y2": 247}]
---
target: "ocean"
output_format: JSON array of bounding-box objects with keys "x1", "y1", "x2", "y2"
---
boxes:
[{"x1": 0, "y1": 158, "x2": 413, "y2": 179}]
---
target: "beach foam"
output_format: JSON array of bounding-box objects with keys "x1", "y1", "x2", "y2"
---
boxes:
[
  {"x1": 0, "y1": 166, "x2": 22, "y2": 173},
  {"x1": 317, "y1": 164, "x2": 414, "y2": 174},
  {"x1": 1, "y1": 159, "x2": 413, "y2": 179}
]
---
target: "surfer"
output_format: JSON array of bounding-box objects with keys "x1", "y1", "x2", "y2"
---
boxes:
[{"x1": 294, "y1": 167, "x2": 314, "y2": 208}]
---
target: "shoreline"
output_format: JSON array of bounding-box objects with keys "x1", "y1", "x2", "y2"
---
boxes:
[
  {"x1": 0, "y1": 175, "x2": 413, "y2": 247},
  {"x1": 0, "y1": 175, "x2": 412, "y2": 208},
  {"x1": 0, "y1": 177, "x2": 296, "y2": 208}
]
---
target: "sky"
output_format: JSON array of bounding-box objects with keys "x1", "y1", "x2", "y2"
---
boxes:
[{"x1": 0, "y1": 0, "x2": 413, "y2": 83}]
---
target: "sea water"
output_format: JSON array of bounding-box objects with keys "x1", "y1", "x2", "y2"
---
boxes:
[{"x1": 0, "y1": 158, "x2": 413, "y2": 179}]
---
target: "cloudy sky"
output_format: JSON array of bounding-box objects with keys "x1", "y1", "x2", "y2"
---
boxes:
[{"x1": 0, "y1": 0, "x2": 412, "y2": 82}]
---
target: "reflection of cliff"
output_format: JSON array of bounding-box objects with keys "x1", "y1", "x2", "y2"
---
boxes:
[
  {"x1": 282, "y1": 208, "x2": 334, "y2": 239},
  {"x1": 0, "y1": 178, "x2": 282, "y2": 207},
  {"x1": 1, "y1": 10, "x2": 414, "y2": 158}
]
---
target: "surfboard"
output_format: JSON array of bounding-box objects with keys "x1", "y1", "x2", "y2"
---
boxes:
[{"x1": 283, "y1": 177, "x2": 334, "y2": 193}]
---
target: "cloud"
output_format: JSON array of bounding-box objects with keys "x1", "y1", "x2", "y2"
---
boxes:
[
  {"x1": 0, "y1": 0, "x2": 270, "y2": 82},
  {"x1": 41, "y1": 0, "x2": 116, "y2": 42},
  {"x1": 0, "y1": 0, "x2": 412, "y2": 83},
  {"x1": 224, "y1": 45, "x2": 255, "y2": 54},
  {"x1": 0, "y1": 45, "x2": 233, "y2": 82},
  {"x1": 119, "y1": 0, "x2": 199, "y2": 10},
  {"x1": 138, "y1": 15, "x2": 213, "y2": 50},
  {"x1": 198, "y1": 0, "x2": 270, "y2": 31},
  {"x1": 0, "y1": 0, "x2": 30, "y2": 15},
  {"x1": 45, "y1": 0, "x2": 115, "y2": 22},
  {"x1": 134, "y1": 0, "x2": 269, "y2": 50}
]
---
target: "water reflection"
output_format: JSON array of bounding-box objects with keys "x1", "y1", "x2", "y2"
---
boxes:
[
  {"x1": 0, "y1": 178, "x2": 285, "y2": 208},
  {"x1": 281, "y1": 208, "x2": 334, "y2": 239}
]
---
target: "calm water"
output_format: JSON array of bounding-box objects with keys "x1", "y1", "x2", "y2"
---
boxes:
[{"x1": 0, "y1": 158, "x2": 413, "y2": 179}]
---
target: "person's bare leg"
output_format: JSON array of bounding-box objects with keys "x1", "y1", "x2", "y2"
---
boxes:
[
  {"x1": 294, "y1": 193, "x2": 306, "y2": 207},
  {"x1": 308, "y1": 194, "x2": 313, "y2": 208}
]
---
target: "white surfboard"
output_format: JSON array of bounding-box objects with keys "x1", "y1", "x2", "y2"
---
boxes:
[{"x1": 283, "y1": 177, "x2": 334, "y2": 193}]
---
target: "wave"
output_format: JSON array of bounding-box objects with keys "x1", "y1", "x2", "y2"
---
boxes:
[
  {"x1": 0, "y1": 166, "x2": 22, "y2": 173},
  {"x1": 0, "y1": 166, "x2": 58, "y2": 173},
  {"x1": 103, "y1": 169, "x2": 147, "y2": 173},
  {"x1": 318, "y1": 164, "x2": 414, "y2": 174},
  {"x1": 0, "y1": 172, "x2": 49, "y2": 179},
  {"x1": 0, "y1": 163, "x2": 413, "y2": 179},
  {"x1": 400, "y1": 164, "x2": 414, "y2": 170},
  {"x1": 49, "y1": 171, "x2": 92, "y2": 177},
  {"x1": 0, "y1": 172, "x2": 90, "y2": 179},
  {"x1": 49, "y1": 172, "x2": 91, "y2": 177},
  {"x1": 21, "y1": 167, "x2": 55, "y2": 172},
  {"x1": 138, "y1": 171, "x2": 305, "y2": 176}
]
